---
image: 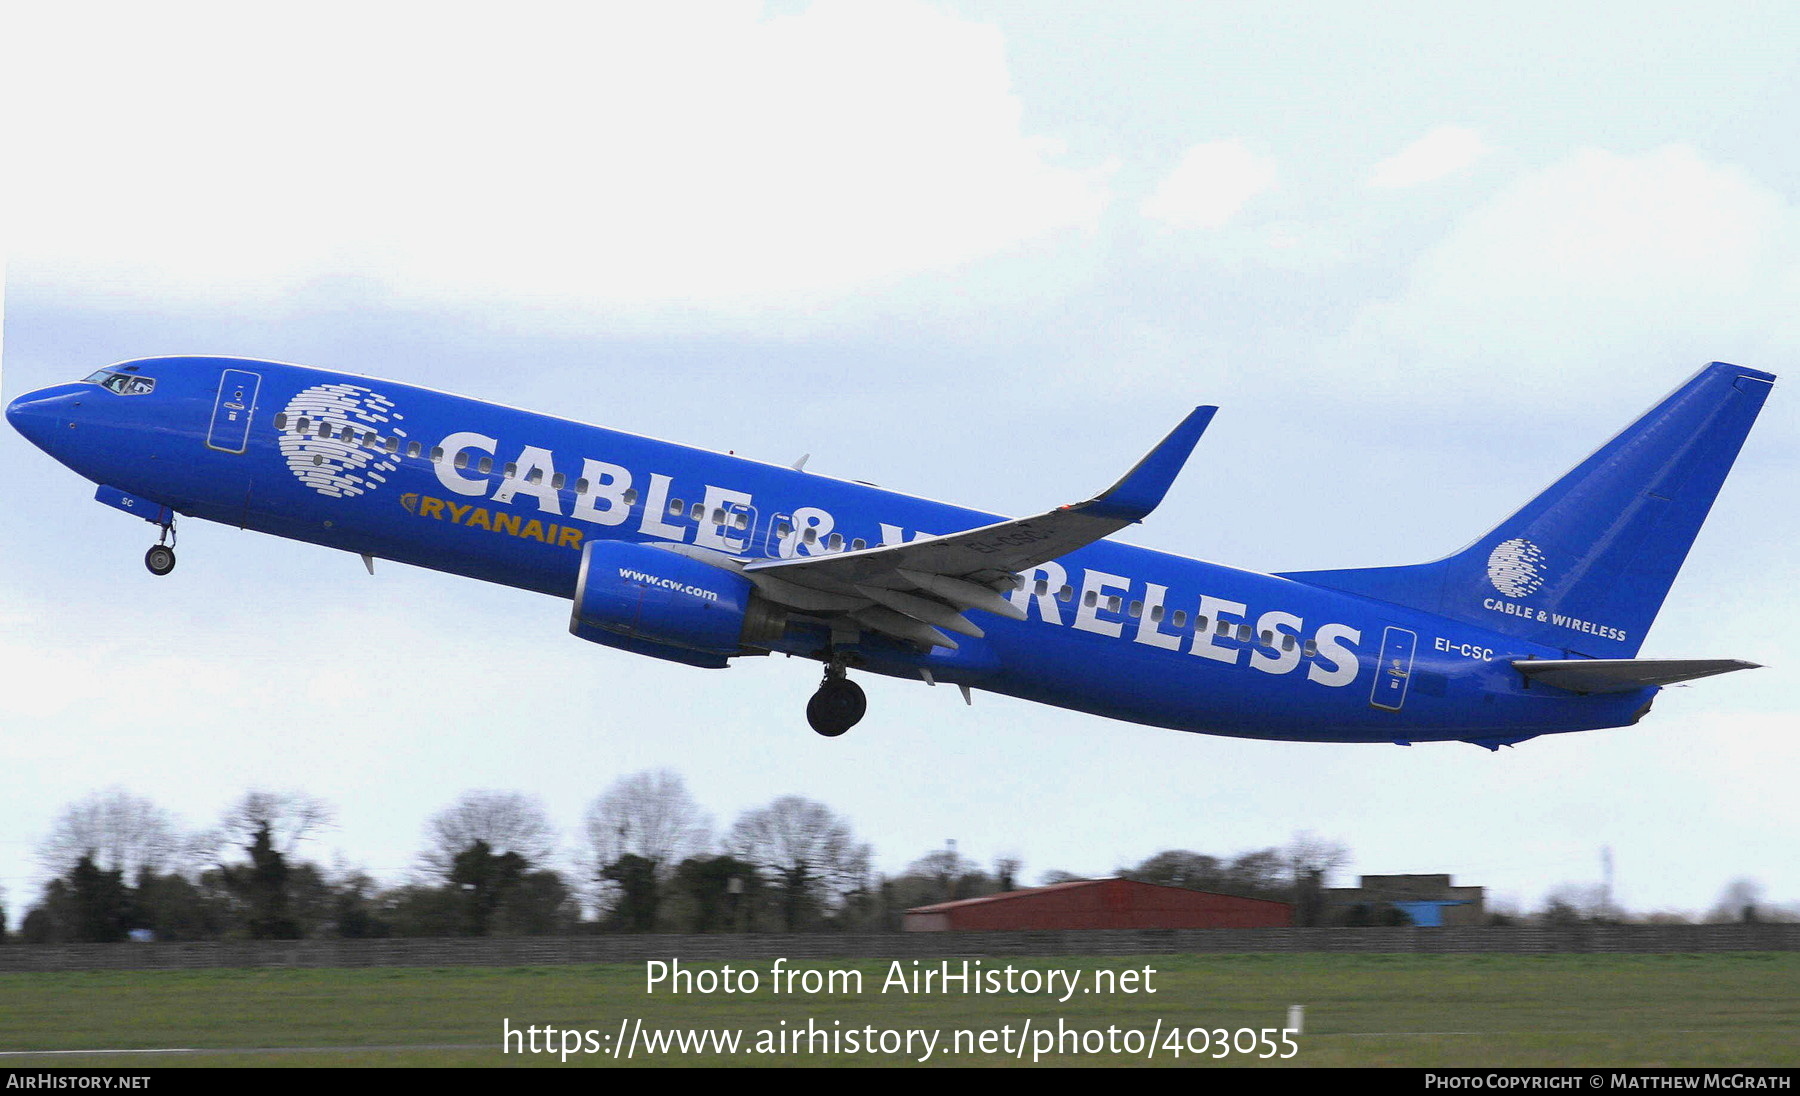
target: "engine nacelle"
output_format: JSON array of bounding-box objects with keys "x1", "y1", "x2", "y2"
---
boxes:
[{"x1": 570, "y1": 540, "x2": 783, "y2": 668}]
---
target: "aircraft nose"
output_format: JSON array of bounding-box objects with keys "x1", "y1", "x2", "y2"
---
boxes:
[{"x1": 6, "y1": 385, "x2": 79, "y2": 453}]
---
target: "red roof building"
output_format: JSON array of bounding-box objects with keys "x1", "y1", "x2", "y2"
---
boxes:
[{"x1": 903, "y1": 878, "x2": 1292, "y2": 932}]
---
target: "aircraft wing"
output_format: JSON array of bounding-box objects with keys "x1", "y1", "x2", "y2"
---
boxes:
[
  {"x1": 739, "y1": 406, "x2": 1215, "y2": 650},
  {"x1": 1513, "y1": 658, "x2": 1760, "y2": 694}
]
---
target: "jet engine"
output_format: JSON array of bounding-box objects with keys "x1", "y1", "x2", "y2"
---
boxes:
[{"x1": 569, "y1": 540, "x2": 786, "y2": 668}]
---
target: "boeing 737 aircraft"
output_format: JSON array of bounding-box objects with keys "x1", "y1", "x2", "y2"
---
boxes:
[{"x1": 6, "y1": 357, "x2": 1772, "y2": 745}]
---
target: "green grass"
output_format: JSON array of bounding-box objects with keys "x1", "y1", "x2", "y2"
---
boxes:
[{"x1": 1, "y1": 953, "x2": 1795, "y2": 1067}]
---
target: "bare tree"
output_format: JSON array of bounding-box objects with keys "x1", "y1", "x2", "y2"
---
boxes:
[
  {"x1": 1708, "y1": 877, "x2": 1765, "y2": 924},
  {"x1": 726, "y1": 796, "x2": 871, "y2": 930},
  {"x1": 1540, "y1": 882, "x2": 1610, "y2": 924},
  {"x1": 993, "y1": 855, "x2": 1022, "y2": 893},
  {"x1": 221, "y1": 790, "x2": 333, "y2": 854},
  {"x1": 36, "y1": 788, "x2": 189, "y2": 880},
  {"x1": 1284, "y1": 831, "x2": 1351, "y2": 888},
  {"x1": 1121, "y1": 850, "x2": 1224, "y2": 891},
  {"x1": 422, "y1": 791, "x2": 557, "y2": 879},
  {"x1": 583, "y1": 770, "x2": 711, "y2": 875}
]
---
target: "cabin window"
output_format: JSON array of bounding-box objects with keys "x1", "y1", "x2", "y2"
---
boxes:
[
  {"x1": 690, "y1": 502, "x2": 704, "y2": 520},
  {"x1": 668, "y1": 498, "x2": 684, "y2": 516},
  {"x1": 1151, "y1": 604, "x2": 1164, "y2": 623},
  {"x1": 528, "y1": 469, "x2": 543, "y2": 485},
  {"x1": 296, "y1": 417, "x2": 311, "y2": 434},
  {"x1": 431, "y1": 446, "x2": 445, "y2": 463},
  {"x1": 1106, "y1": 595, "x2": 1122, "y2": 613},
  {"x1": 1215, "y1": 619, "x2": 1229, "y2": 635},
  {"x1": 575, "y1": 478, "x2": 589, "y2": 494},
  {"x1": 1172, "y1": 610, "x2": 1188, "y2": 629},
  {"x1": 736, "y1": 513, "x2": 751, "y2": 530},
  {"x1": 408, "y1": 441, "x2": 422, "y2": 459},
  {"x1": 274, "y1": 413, "x2": 289, "y2": 430},
  {"x1": 551, "y1": 472, "x2": 566, "y2": 490},
  {"x1": 478, "y1": 456, "x2": 493, "y2": 475},
  {"x1": 1260, "y1": 630, "x2": 1274, "y2": 646},
  {"x1": 1237, "y1": 623, "x2": 1252, "y2": 642},
  {"x1": 1035, "y1": 579, "x2": 1049, "y2": 597},
  {"x1": 1083, "y1": 590, "x2": 1097, "y2": 608},
  {"x1": 1128, "y1": 600, "x2": 1143, "y2": 619},
  {"x1": 802, "y1": 527, "x2": 818, "y2": 544},
  {"x1": 851, "y1": 538, "x2": 866, "y2": 551},
  {"x1": 1303, "y1": 639, "x2": 1318, "y2": 658},
  {"x1": 826, "y1": 533, "x2": 844, "y2": 551},
  {"x1": 1194, "y1": 615, "x2": 1209, "y2": 632},
  {"x1": 1057, "y1": 585, "x2": 1074, "y2": 602},
  {"x1": 623, "y1": 489, "x2": 638, "y2": 507},
  {"x1": 1282, "y1": 634, "x2": 1297, "y2": 651},
  {"x1": 385, "y1": 437, "x2": 399, "y2": 454},
  {"x1": 454, "y1": 452, "x2": 469, "y2": 470},
  {"x1": 776, "y1": 519, "x2": 794, "y2": 537},
  {"x1": 504, "y1": 462, "x2": 517, "y2": 478},
  {"x1": 311, "y1": 454, "x2": 323, "y2": 466}
]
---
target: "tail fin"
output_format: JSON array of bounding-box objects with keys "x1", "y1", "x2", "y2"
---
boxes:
[{"x1": 1280, "y1": 362, "x2": 1774, "y2": 657}]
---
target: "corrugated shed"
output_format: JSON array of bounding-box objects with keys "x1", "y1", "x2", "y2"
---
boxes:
[{"x1": 903, "y1": 878, "x2": 1292, "y2": 931}]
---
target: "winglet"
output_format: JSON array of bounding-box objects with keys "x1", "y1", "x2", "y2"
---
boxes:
[{"x1": 1079, "y1": 406, "x2": 1216, "y2": 522}]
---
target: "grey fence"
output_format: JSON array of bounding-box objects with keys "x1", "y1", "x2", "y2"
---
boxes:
[{"x1": 2, "y1": 924, "x2": 1796, "y2": 972}]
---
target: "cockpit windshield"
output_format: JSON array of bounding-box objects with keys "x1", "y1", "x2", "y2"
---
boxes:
[{"x1": 82, "y1": 369, "x2": 156, "y2": 395}]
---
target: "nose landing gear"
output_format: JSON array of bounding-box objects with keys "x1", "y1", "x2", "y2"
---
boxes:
[
  {"x1": 806, "y1": 660, "x2": 866, "y2": 737},
  {"x1": 144, "y1": 521, "x2": 176, "y2": 576}
]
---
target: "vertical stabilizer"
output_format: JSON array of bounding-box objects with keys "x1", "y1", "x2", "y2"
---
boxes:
[{"x1": 1280, "y1": 363, "x2": 1774, "y2": 657}]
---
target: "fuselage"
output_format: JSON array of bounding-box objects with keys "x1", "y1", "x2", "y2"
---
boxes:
[{"x1": 7, "y1": 355, "x2": 1655, "y2": 745}]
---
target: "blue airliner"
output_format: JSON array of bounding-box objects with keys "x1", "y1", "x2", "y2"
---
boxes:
[{"x1": 6, "y1": 357, "x2": 1772, "y2": 744}]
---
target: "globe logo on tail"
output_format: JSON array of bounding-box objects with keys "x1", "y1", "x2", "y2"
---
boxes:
[
  {"x1": 277, "y1": 383, "x2": 407, "y2": 498},
  {"x1": 1487, "y1": 538, "x2": 1547, "y2": 598}
]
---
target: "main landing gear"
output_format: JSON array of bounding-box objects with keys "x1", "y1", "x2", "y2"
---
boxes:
[
  {"x1": 807, "y1": 660, "x2": 866, "y2": 738},
  {"x1": 144, "y1": 520, "x2": 177, "y2": 576}
]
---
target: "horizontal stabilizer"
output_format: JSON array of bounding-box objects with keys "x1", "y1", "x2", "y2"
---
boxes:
[{"x1": 1513, "y1": 658, "x2": 1760, "y2": 694}]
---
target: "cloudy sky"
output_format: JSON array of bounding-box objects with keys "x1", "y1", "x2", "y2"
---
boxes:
[{"x1": 2, "y1": 1, "x2": 1796, "y2": 925}]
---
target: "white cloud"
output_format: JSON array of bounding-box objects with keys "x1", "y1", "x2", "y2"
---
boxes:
[
  {"x1": 1140, "y1": 140, "x2": 1277, "y2": 230},
  {"x1": 1366, "y1": 126, "x2": 1489, "y2": 189},
  {"x1": 1330, "y1": 146, "x2": 1800, "y2": 398},
  {"x1": 0, "y1": 2, "x2": 1108, "y2": 317}
]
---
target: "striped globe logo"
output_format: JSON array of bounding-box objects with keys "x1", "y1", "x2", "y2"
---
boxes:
[
  {"x1": 277, "y1": 383, "x2": 408, "y2": 498},
  {"x1": 1487, "y1": 538, "x2": 1547, "y2": 598}
]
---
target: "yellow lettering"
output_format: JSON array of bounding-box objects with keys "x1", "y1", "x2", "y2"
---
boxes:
[
  {"x1": 420, "y1": 496, "x2": 445, "y2": 520},
  {"x1": 465, "y1": 508, "x2": 491, "y2": 531},
  {"x1": 445, "y1": 501, "x2": 471, "y2": 524},
  {"x1": 558, "y1": 526, "x2": 584, "y2": 549},
  {"x1": 522, "y1": 520, "x2": 546, "y2": 542},
  {"x1": 492, "y1": 512, "x2": 521, "y2": 537}
]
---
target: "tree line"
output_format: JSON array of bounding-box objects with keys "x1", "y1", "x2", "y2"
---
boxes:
[
  {"x1": 6, "y1": 778, "x2": 1366, "y2": 943},
  {"x1": 8, "y1": 779, "x2": 1782, "y2": 944}
]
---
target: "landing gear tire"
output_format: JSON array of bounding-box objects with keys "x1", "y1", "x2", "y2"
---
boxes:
[
  {"x1": 145, "y1": 544, "x2": 176, "y2": 576},
  {"x1": 807, "y1": 677, "x2": 866, "y2": 737}
]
